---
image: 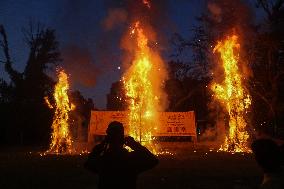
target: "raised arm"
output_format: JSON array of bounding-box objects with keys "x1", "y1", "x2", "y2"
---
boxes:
[{"x1": 125, "y1": 136, "x2": 159, "y2": 172}]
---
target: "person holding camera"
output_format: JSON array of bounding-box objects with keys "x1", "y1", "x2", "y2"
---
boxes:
[{"x1": 85, "y1": 121, "x2": 159, "y2": 189}]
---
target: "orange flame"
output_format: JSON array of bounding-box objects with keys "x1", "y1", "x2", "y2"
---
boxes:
[
  {"x1": 211, "y1": 35, "x2": 251, "y2": 153},
  {"x1": 123, "y1": 21, "x2": 167, "y2": 152},
  {"x1": 45, "y1": 70, "x2": 75, "y2": 154}
]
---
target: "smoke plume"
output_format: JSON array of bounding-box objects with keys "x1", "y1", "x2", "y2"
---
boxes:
[
  {"x1": 62, "y1": 46, "x2": 100, "y2": 88},
  {"x1": 103, "y1": 8, "x2": 128, "y2": 31}
]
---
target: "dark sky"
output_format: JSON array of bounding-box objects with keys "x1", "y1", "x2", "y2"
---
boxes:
[{"x1": 0, "y1": 0, "x2": 262, "y2": 109}]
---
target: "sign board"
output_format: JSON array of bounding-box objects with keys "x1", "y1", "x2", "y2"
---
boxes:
[
  {"x1": 88, "y1": 111, "x2": 196, "y2": 142},
  {"x1": 157, "y1": 112, "x2": 196, "y2": 136},
  {"x1": 89, "y1": 111, "x2": 128, "y2": 136}
]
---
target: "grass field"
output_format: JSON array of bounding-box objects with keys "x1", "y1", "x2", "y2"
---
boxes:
[{"x1": 0, "y1": 146, "x2": 262, "y2": 189}]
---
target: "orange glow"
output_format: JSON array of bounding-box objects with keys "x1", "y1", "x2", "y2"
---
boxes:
[
  {"x1": 211, "y1": 35, "x2": 251, "y2": 153},
  {"x1": 45, "y1": 70, "x2": 75, "y2": 154},
  {"x1": 123, "y1": 21, "x2": 167, "y2": 152},
  {"x1": 143, "y1": 0, "x2": 151, "y2": 8}
]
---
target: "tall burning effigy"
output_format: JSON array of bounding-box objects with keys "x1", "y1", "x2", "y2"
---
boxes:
[
  {"x1": 211, "y1": 34, "x2": 251, "y2": 153},
  {"x1": 45, "y1": 69, "x2": 75, "y2": 154},
  {"x1": 122, "y1": 1, "x2": 168, "y2": 150}
]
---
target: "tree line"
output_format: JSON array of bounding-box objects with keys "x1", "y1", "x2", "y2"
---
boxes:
[
  {"x1": 1, "y1": 0, "x2": 283, "y2": 146},
  {"x1": 0, "y1": 24, "x2": 94, "y2": 146}
]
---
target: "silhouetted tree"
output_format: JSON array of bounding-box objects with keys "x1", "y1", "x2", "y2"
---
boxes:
[
  {"x1": 69, "y1": 90, "x2": 95, "y2": 141},
  {"x1": 0, "y1": 25, "x2": 23, "y2": 88},
  {"x1": 168, "y1": 0, "x2": 257, "y2": 138},
  {"x1": 0, "y1": 23, "x2": 61, "y2": 145},
  {"x1": 165, "y1": 61, "x2": 210, "y2": 123},
  {"x1": 170, "y1": 0, "x2": 284, "y2": 138},
  {"x1": 106, "y1": 81, "x2": 128, "y2": 111},
  {"x1": 250, "y1": 0, "x2": 284, "y2": 136}
]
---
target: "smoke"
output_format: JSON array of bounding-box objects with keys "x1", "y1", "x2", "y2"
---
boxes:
[
  {"x1": 203, "y1": 100, "x2": 227, "y2": 143},
  {"x1": 205, "y1": 0, "x2": 255, "y2": 39},
  {"x1": 206, "y1": 0, "x2": 255, "y2": 147},
  {"x1": 53, "y1": 0, "x2": 172, "y2": 88},
  {"x1": 103, "y1": 0, "x2": 171, "y2": 46},
  {"x1": 205, "y1": 0, "x2": 255, "y2": 82},
  {"x1": 208, "y1": 2, "x2": 221, "y2": 15},
  {"x1": 102, "y1": 0, "x2": 171, "y2": 111},
  {"x1": 62, "y1": 46, "x2": 100, "y2": 88},
  {"x1": 50, "y1": 0, "x2": 174, "y2": 111},
  {"x1": 207, "y1": 2, "x2": 222, "y2": 22},
  {"x1": 103, "y1": 8, "x2": 128, "y2": 31},
  {"x1": 205, "y1": 0, "x2": 256, "y2": 87},
  {"x1": 53, "y1": 0, "x2": 123, "y2": 90},
  {"x1": 199, "y1": 127, "x2": 216, "y2": 141},
  {"x1": 103, "y1": 0, "x2": 171, "y2": 59}
]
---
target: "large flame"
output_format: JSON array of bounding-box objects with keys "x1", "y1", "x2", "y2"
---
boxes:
[
  {"x1": 123, "y1": 22, "x2": 167, "y2": 150},
  {"x1": 45, "y1": 70, "x2": 75, "y2": 154},
  {"x1": 211, "y1": 35, "x2": 251, "y2": 153}
]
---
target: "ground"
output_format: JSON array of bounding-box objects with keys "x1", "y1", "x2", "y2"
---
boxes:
[{"x1": 0, "y1": 144, "x2": 262, "y2": 189}]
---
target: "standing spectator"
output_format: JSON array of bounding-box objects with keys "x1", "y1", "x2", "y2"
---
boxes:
[{"x1": 85, "y1": 121, "x2": 158, "y2": 189}]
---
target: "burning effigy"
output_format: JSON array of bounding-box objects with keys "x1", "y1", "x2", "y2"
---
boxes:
[
  {"x1": 122, "y1": 21, "x2": 168, "y2": 151},
  {"x1": 44, "y1": 69, "x2": 75, "y2": 154},
  {"x1": 211, "y1": 34, "x2": 251, "y2": 153},
  {"x1": 119, "y1": 1, "x2": 169, "y2": 153}
]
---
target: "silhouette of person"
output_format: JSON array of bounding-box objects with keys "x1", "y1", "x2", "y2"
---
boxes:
[
  {"x1": 85, "y1": 121, "x2": 159, "y2": 189},
  {"x1": 251, "y1": 139, "x2": 284, "y2": 189}
]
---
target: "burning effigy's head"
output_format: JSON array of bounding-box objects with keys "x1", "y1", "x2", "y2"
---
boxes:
[{"x1": 106, "y1": 121, "x2": 125, "y2": 148}]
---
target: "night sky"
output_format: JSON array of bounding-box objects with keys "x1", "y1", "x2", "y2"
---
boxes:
[{"x1": 0, "y1": 0, "x2": 262, "y2": 109}]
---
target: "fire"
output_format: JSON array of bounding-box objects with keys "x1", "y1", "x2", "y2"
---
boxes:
[
  {"x1": 123, "y1": 21, "x2": 167, "y2": 150},
  {"x1": 211, "y1": 35, "x2": 251, "y2": 153},
  {"x1": 45, "y1": 70, "x2": 75, "y2": 154}
]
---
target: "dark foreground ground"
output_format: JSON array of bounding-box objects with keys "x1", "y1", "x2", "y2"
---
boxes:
[{"x1": 0, "y1": 144, "x2": 262, "y2": 189}]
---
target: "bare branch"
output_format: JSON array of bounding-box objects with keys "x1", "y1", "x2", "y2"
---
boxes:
[
  {"x1": 272, "y1": 0, "x2": 284, "y2": 11},
  {"x1": 257, "y1": 0, "x2": 273, "y2": 18},
  {"x1": 0, "y1": 25, "x2": 12, "y2": 64},
  {"x1": 0, "y1": 25, "x2": 22, "y2": 85},
  {"x1": 257, "y1": 0, "x2": 284, "y2": 21},
  {"x1": 249, "y1": 85, "x2": 275, "y2": 117}
]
